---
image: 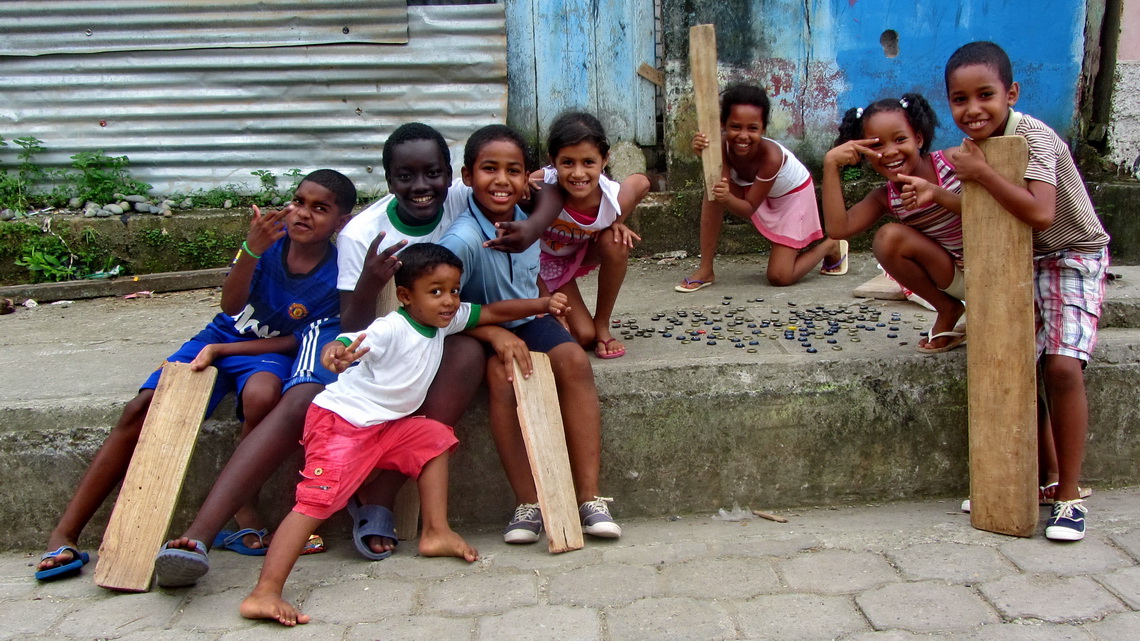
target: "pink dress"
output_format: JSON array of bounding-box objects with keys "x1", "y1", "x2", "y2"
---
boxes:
[
  {"x1": 730, "y1": 138, "x2": 822, "y2": 249},
  {"x1": 538, "y1": 167, "x2": 622, "y2": 291}
]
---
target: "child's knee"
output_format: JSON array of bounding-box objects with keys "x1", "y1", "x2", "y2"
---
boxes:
[
  {"x1": 485, "y1": 358, "x2": 516, "y2": 400},
  {"x1": 872, "y1": 223, "x2": 908, "y2": 257},
  {"x1": 115, "y1": 390, "x2": 154, "y2": 438},
  {"x1": 597, "y1": 232, "x2": 630, "y2": 260},
  {"x1": 548, "y1": 343, "x2": 594, "y2": 380},
  {"x1": 241, "y1": 376, "x2": 283, "y2": 419},
  {"x1": 766, "y1": 270, "x2": 796, "y2": 287},
  {"x1": 1042, "y1": 356, "x2": 1085, "y2": 390}
]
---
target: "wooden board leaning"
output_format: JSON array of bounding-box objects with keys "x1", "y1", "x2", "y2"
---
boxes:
[
  {"x1": 961, "y1": 135, "x2": 1037, "y2": 537},
  {"x1": 94, "y1": 362, "x2": 217, "y2": 591},
  {"x1": 689, "y1": 24, "x2": 722, "y2": 201},
  {"x1": 511, "y1": 352, "x2": 584, "y2": 553}
]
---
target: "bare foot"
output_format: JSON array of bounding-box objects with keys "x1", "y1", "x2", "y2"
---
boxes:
[
  {"x1": 918, "y1": 300, "x2": 966, "y2": 351},
  {"x1": 821, "y1": 239, "x2": 843, "y2": 267},
  {"x1": 240, "y1": 589, "x2": 311, "y2": 626},
  {"x1": 418, "y1": 528, "x2": 478, "y2": 562},
  {"x1": 677, "y1": 270, "x2": 715, "y2": 291},
  {"x1": 37, "y1": 539, "x2": 79, "y2": 572}
]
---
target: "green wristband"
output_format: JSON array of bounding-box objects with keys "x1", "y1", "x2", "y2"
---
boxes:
[
  {"x1": 335, "y1": 337, "x2": 353, "y2": 348},
  {"x1": 241, "y1": 241, "x2": 261, "y2": 259}
]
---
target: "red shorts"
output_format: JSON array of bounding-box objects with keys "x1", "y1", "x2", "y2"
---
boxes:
[{"x1": 294, "y1": 404, "x2": 458, "y2": 520}]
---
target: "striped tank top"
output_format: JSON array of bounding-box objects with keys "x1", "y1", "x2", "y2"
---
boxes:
[{"x1": 885, "y1": 150, "x2": 964, "y2": 266}]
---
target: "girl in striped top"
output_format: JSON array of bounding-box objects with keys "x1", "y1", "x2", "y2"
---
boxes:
[{"x1": 822, "y1": 93, "x2": 968, "y2": 354}]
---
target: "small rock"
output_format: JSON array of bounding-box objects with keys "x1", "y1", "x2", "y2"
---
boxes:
[
  {"x1": 125, "y1": 194, "x2": 147, "y2": 203},
  {"x1": 271, "y1": 196, "x2": 282, "y2": 206},
  {"x1": 68, "y1": 197, "x2": 83, "y2": 209},
  {"x1": 223, "y1": 199, "x2": 233, "y2": 209},
  {"x1": 133, "y1": 202, "x2": 150, "y2": 213},
  {"x1": 96, "y1": 209, "x2": 113, "y2": 217},
  {"x1": 0, "y1": 209, "x2": 12, "y2": 221},
  {"x1": 83, "y1": 208, "x2": 98, "y2": 218},
  {"x1": 180, "y1": 198, "x2": 193, "y2": 209},
  {"x1": 106, "y1": 203, "x2": 124, "y2": 215},
  {"x1": 85, "y1": 201, "x2": 99, "y2": 210},
  {"x1": 162, "y1": 208, "x2": 173, "y2": 217},
  {"x1": 112, "y1": 193, "x2": 124, "y2": 200},
  {"x1": 23, "y1": 299, "x2": 38, "y2": 308},
  {"x1": 162, "y1": 199, "x2": 175, "y2": 207},
  {"x1": 118, "y1": 201, "x2": 131, "y2": 211}
]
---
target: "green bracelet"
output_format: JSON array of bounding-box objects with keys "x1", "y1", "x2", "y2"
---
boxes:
[
  {"x1": 335, "y1": 337, "x2": 353, "y2": 348},
  {"x1": 241, "y1": 241, "x2": 261, "y2": 259}
]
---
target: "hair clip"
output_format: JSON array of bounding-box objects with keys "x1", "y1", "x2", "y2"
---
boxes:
[
  {"x1": 899, "y1": 97, "x2": 909, "y2": 108},
  {"x1": 855, "y1": 107, "x2": 864, "y2": 119}
]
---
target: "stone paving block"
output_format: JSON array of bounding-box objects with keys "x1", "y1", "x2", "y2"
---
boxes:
[
  {"x1": 661, "y1": 556, "x2": 780, "y2": 599},
  {"x1": 1109, "y1": 530, "x2": 1140, "y2": 562},
  {"x1": 0, "y1": 554, "x2": 41, "y2": 599},
  {"x1": 217, "y1": 622, "x2": 348, "y2": 640},
  {"x1": 944, "y1": 622, "x2": 1096, "y2": 640},
  {"x1": 486, "y1": 547, "x2": 602, "y2": 572},
  {"x1": 56, "y1": 591, "x2": 182, "y2": 638},
  {"x1": 375, "y1": 554, "x2": 493, "y2": 580},
  {"x1": 478, "y1": 604, "x2": 601, "y2": 641},
  {"x1": 116, "y1": 629, "x2": 221, "y2": 641},
  {"x1": 1096, "y1": 565, "x2": 1140, "y2": 609},
  {"x1": 856, "y1": 581, "x2": 1000, "y2": 633},
  {"x1": 713, "y1": 534, "x2": 821, "y2": 559},
  {"x1": 601, "y1": 541, "x2": 709, "y2": 566},
  {"x1": 0, "y1": 597, "x2": 72, "y2": 640},
  {"x1": 348, "y1": 616, "x2": 476, "y2": 641},
  {"x1": 776, "y1": 549, "x2": 898, "y2": 594},
  {"x1": 32, "y1": 574, "x2": 109, "y2": 600},
  {"x1": 546, "y1": 563, "x2": 659, "y2": 608},
  {"x1": 174, "y1": 586, "x2": 260, "y2": 631},
  {"x1": 999, "y1": 537, "x2": 1134, "y2": 576},
  {"x1": 606, "y1": 597, "x2": 734, "y2": 641},
  {"x1": 422, "y1": 572, "x2": 537, "y2": 616},
  {"x1": 300, "y1": 575, "x2": 416, "y2": 624},
  {"x1": 737, "y1": 593, "x2": 869, "y2": 640},
  {"x1": 888, "y1": 542, "x2": 1014, "y2": 583},
  {"x1": 1083, "y1": 611, "x2": 1140, "y2": 641},
  {"x1": 843, "y1": 631, "x2": 923, "y2": 641},
  {"x1": 979, "y1": 575, "x2": 1127, "y2": 623}
]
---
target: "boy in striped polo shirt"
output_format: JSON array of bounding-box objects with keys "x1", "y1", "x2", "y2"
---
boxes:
[{"x1": 945, "y1": 41, "x2": 1111, "y2": 541}]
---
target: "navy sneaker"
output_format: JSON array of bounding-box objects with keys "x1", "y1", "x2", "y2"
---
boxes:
[
  {"x1": 579, "y1": 496, "x2": 622, "y2": 538},
  {"x1": 504, "y1": 503, "x2": 543, "y2": 544},
  {"x1": 1045, "y1": 499, "x2": 1087, "y2": 541}
]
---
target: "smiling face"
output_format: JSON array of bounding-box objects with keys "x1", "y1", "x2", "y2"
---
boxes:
[
  {"x1": 397, "y1": 263, "x2": 463, "y2": 328},
  {"x1": 284, "y1": 180, "x2": 348, "y2": 246},
  {"x1": 860, "y1": 110, "x2": 924, "y2": 180},
  {"x1": 947, "y1": 63, "x2": 1019, "y2": 140},
  {"x1": 552, "y1": 141, "x2": 606, "y2": 203},
  {"x1": 461, "y1": 139, "x2": 528, "y2": 222},
  {"x1": 723, "y1": 104, "x2": 767, "y2": 158},
  {"x1": 387, "y1": 139, "x2": 452, "y2": 224}
]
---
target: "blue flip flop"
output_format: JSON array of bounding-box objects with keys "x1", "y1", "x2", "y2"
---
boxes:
[
  {"x1": 154, "y1": 539, "x2": 209, "y2": 588},
  {"x1": 34, "y1": 545, "x2": 90, "y2": 581},
  {"x1": 211, "y1": 528, "x2": 269, "y2": 556},
  {"x1": 346, "y1": 496, "x2": 398, "y2": 561}
]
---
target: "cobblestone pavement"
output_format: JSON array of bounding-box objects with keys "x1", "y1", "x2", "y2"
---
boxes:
[{"x1": 3, "y1": 488, "x2": 1138, "y2": 640}]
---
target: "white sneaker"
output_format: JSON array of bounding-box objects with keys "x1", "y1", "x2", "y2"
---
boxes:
[
  {"x1": 579, "y1": 496, "x2": 621, "y2": 538},
  {"x1": 504, "y1": 503, "x2": 543, "y2": 544}
]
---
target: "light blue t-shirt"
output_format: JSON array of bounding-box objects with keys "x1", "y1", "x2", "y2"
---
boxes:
[{"x1": 438, "y1": 196, "x2": 540, "y2": 328}]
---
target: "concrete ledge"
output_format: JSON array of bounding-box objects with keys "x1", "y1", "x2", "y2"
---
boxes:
[{"x1": 3, "y1": 259, "x2": 1138, "y2": 551}]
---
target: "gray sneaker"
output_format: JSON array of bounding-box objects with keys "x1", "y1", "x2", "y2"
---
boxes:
[
  {"x1": 504, "y1": 503, "x2": 543, "y2": 544},
  {"x1": 579, "y1": 496, "x2": 622, "y2": 538}
]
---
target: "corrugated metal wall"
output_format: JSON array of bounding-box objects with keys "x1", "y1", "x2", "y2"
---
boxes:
[{"x1": 0, "y1": 3, "x2": 508, "y2": 196}]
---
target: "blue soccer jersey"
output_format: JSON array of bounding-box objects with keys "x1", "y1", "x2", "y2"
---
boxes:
[{"x1": 194, "y1": 237, "x2": 341, "y2": 345}]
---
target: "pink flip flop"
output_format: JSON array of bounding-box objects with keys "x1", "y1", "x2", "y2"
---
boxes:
[
  {"x1": 595, "y1": 338, "x2": 626, "y2": 359},
  {"x1": 675, "y1": 278, "x2": 714, "y2": 293}
]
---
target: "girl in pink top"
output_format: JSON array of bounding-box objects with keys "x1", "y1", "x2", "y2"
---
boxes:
[
  {"x1": 822, "y1": 93, "x2": 967, "y2": 353},
  {"x1": 534, "y1": 111, "x2": 650, "y2": 358}
]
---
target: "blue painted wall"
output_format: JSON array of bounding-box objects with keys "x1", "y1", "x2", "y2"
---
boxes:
[{"x1": 663, "y1": 0, "x2": 1089, "y2": 166}]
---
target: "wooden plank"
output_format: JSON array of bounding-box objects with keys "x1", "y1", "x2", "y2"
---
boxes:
[
  {"x1": 94, "y1": 362, "x2": 217, "y2": 591},
  {"x1": 504, "y1": 0, "x2": 538, "y2": 139},
  {"x1": 375, "y1": 280, "x2": 421, "y2": 541},
  {"x1": 689, "y1": 24, "x2": 722, "y2": 201},
  {"x1": 637, "y1": 62, "x2": 665, "y2": 88},
  {"x1": 512, "y1": 352, "x2": 584, "y2": 554},
  {"x1": 534, "y1": 0, "x2": 594, "y2": 145},
  {"x1": 961, "y1": 135, "x2": 1037, "y2": 537}
]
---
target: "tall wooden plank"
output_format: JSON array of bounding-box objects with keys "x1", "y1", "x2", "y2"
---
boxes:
[
  {"x1": 512, "y1": 352, "x2": 584, "y2": 554},
  {"x1": 596, "y1": 0, "x2": 656, "y2": 145},
  {"x1": 94, "y1": 362, "x2": 217, "y2": 591},
  {"x1": 961, "y1": 135, "x2": 1037, "y2": 537},
  {"x1": 689, "y1": 24, "x2": 722, "y2": 200}
]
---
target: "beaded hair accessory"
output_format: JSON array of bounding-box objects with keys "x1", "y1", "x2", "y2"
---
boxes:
[
  {"x1": 855, "y1": 107, "x2": 864, "y2": 119},
  {"x1": 899, "y1": 97, "x2": 910, "y2": 108}
]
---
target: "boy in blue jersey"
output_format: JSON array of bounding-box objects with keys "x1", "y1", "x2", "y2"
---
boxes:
[{"x1": 35, "y1": 169, "x2": 355, "y2": 581}]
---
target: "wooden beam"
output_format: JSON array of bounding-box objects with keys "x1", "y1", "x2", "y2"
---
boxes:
[
  {"x1": 637, "y1": 62, "x2": 665, "y2": 88},
  {"x1": 512, "y1": 352, "x2": 584, "y2": 553},
  {"x1": 962, "y1": 135, "x2": 1037, "y2": 537},
  {"x1": 689, "y1": 24, "x2": 722, "y2": 201},
  {"x1": 94, "y1": 362, "x2": 217, "y2": 591}
]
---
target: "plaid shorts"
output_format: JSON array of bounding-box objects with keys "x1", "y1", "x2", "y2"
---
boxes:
[{"x1": 1033, "y1": 247, "x2": 1108, "y2": 362}]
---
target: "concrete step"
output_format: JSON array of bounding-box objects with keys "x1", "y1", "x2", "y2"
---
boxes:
[{"x1": 2, "y1": 257, "x2": 1138, "y2": 550}]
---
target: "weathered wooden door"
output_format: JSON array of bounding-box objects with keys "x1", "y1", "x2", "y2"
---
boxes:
[{"x1": 506, "y1": 0, "x2": 657, "y2": 147}]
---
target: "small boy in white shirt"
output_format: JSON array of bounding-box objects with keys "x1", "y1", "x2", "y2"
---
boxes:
[{"x1": 239, "y1": 242, "x2": 568, "y2": 626}]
